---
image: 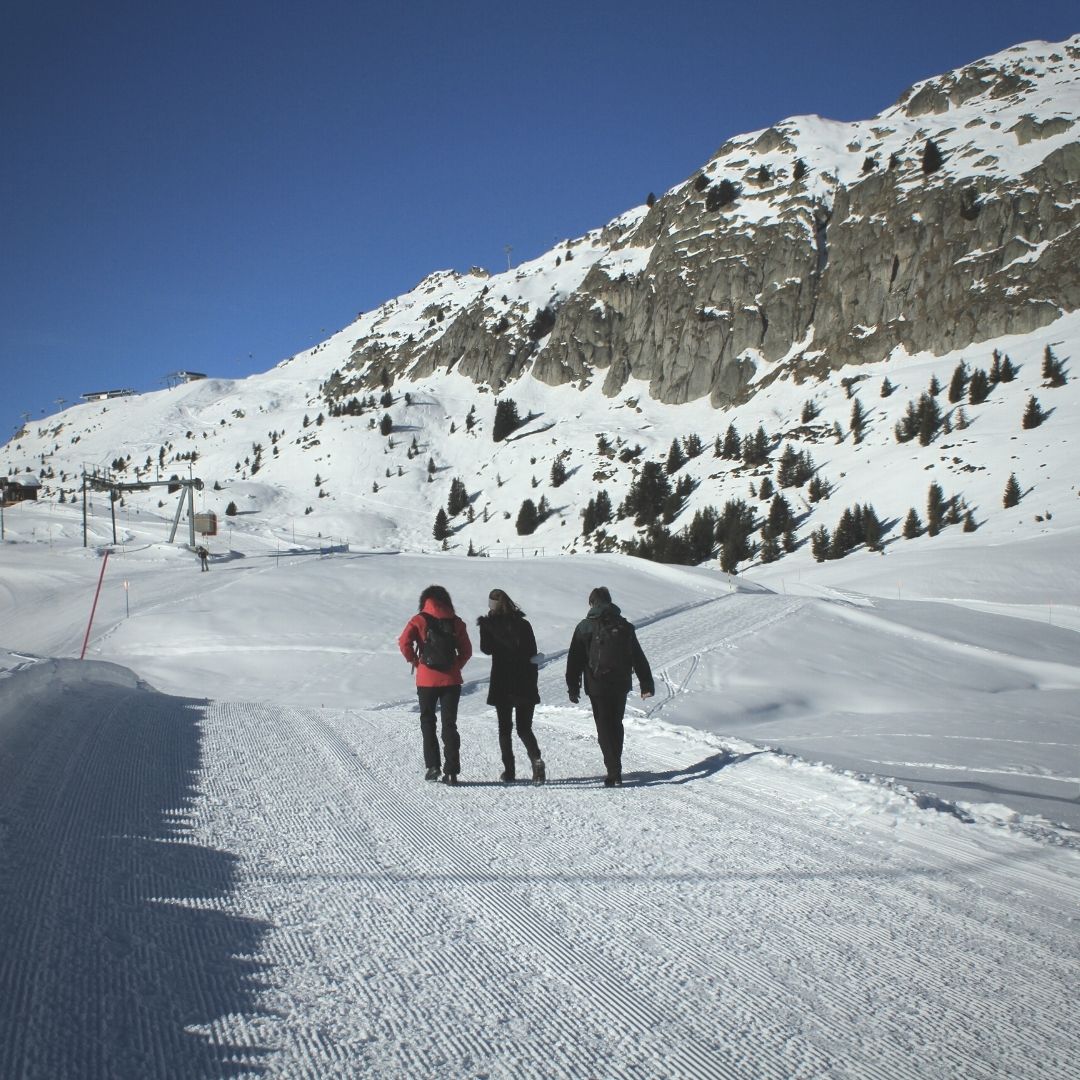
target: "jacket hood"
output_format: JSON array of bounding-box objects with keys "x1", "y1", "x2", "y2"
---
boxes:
[
  {"x1": 422, "y1": 598, "x2": 456, "y2": 619},
  {"x1": 587, "y1": 601, "x2": 622, "y2": 621}
]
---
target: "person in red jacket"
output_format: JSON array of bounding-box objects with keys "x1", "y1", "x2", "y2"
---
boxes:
[{"x1": 398, "y1": 584, "x2": 473, "y2": 784}]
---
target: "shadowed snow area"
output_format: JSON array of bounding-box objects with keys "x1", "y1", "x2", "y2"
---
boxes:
[{"x1": 1, "y1": 532, "x2": 1079, "y2": 1077}]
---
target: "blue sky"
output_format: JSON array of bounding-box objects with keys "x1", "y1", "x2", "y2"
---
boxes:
[{"x1": 2, "y1": 0, "x2": 1076, "y2": 440}]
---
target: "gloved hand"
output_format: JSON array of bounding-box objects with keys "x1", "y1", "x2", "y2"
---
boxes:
[{"x1": 568, "y1": 692, "x2": 580, "y2": 704}]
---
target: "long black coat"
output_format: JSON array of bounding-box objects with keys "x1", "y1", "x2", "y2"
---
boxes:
[{"x1": 478, "y1": 613, "x2": 540, "y2": 707}]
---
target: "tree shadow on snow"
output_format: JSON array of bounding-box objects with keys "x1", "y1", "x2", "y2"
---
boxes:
[{"x1": 0, "y1": 664, "x2": 274, "y2": 1079}]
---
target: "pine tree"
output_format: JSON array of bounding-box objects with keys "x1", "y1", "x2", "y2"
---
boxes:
[
  {"x1": 492, "y1": 399, "x2": 522, "y2": 442},
  {"x1": 516, "y1": 499, "x2": 539, "y2": 535},
  {"x1": 807, "y1": 475, "x2": 829, "y2": 502},
  {"x1": 433, "y1": 508, "x2": 450, "y2": 541},
  {"x1": 863, "y1": 505, "x2": 884, "y2": 551},
  {"x1": 622, "y1": 461, "x2": 672, "y2": 526},
  {"x1": 917, "y1": 393, "x2": 942, "y2": 446},
  {"x1": 550, "y1": 455, "x2": 568, "y2": 487},
  {"x1": 766, "y1": 493, "x2": 794, "y2": 537},
  {"x1": 594, "y1": 489, "x2": 612, "y2": 525},
  {"x1": 963, "y1": 511, "x2": 977, "y2": 533},
  {"x1": 683, "y1": 433, "x2": 704, "y2": 459},
  {"x1": 665, "y1": 438, "x2": 686, "y2": 474},
  {"x1": 447, "y1": 477, "x2": 469, "y2": 516},
  {"x1": 379, "y1": 413, "x2": 393, "y2": 436},
  {"x1": 1002, "y1": 473, "x2": 1021, "y2": 509},
  {"x1": 810, "y1": 526, "x2": 831, "y2": 562},
  {"x1": 879, "y1": 378, "x2": 894, "y2": 399},
  {"x1": 582, "y1": 499, "x2": 597, "y2": 536},
  {"x1": 926, "y1": 482, "x2": 948, "y2": 537},
  {"x1": 742, "y1": 425, "x2": 770, "y2": 466},
  {"x1": 928, "y1": 375, "x2": 942, "y2": 397},
  {"x1": 1042, "y1": 346, "x2": 1067, "y2": 387},
  {"x1": 722, "y1": 423, "x2": 741, "y2": 459},
  {"x1": 759, "y1": 532, "x2": 781, "y2": 563},
  {"x1": 903, "y1": 508, "x2": 922, "y2": 539},
  {"x1": 1021, "y1": 396, "x2": 1045, "y2": 430},
  {"x1": 948, "y1": 361, "x2": 968, "y2": 404},
  {"x1": 999, "y1": 355, "x2": 1018, "y2": 382},
  {"x1": 759, "y1": 475, "x2": 775, "y2": 500},
  {"x1": 850, "y1": 398, "x2": 869, "y2": 444},
  {"x1": 802, "y1": 399, "x2": 821, "y2": 421},
  {"x1": 968, "y1": 368, "x2": 990, "y2": 405}
]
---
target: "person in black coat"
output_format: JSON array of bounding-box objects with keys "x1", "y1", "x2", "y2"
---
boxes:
[
  {"x1": 565, "y1": 586, "x2": 654, "y2": 787},
  {"x1": 478, "y1": 588, "x2": 545, "y2": 784}
]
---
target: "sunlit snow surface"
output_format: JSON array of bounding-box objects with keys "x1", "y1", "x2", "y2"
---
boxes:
[{"x1": 1, "y1": 515, "x2": 1078, "y2": 1078}]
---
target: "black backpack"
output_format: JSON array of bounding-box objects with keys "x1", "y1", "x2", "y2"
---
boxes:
[
  {"x1": 588, "y1": 613, "x2": 633, "y2": 680},
  {"x1": 420, "y1": 612, "x2": 458, "y2": 672}
]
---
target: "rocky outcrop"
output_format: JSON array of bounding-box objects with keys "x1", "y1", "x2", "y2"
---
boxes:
[{"x1": 332, "y1": 36, "x2": 1080, "y2": 409}]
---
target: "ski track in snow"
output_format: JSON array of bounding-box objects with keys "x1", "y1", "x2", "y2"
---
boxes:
[{"x1": 4, "y1": 593, "x2": 1078, "y2": 1078}]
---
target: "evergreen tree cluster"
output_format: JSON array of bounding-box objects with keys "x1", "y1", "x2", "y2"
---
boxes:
[
  {"x1": 894, "y1": 393, "x2": 942, "y2": 446},
  {"x1": 811, "y1": 503, "x2": 885, "y2": 562},
  {"x1": 621, "y1": 465, "x2": 678, "y2": 523},
  {"x1": 327, "y1": 393, "x2": 380, "y2": 418},
  {"x1": 776, "y1": 445, "x2": 817, "y2": 488},
  {"x1": 582, "y1": 490, "x2": 613, "y2": 535}
]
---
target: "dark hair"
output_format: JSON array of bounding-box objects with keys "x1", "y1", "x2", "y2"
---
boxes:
[
  {"x1": 588, "y1": 586, "x2": 611, "y2": 606},
  {"x1": 418, "y1": 584, "x2": 453, "y2": 612},
  {"x1": 488, "y1": 588, "x2": 524, "y2": 617}
]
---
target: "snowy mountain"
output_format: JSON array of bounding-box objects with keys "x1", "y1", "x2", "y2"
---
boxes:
[
  {"x1": 2, "y1": 35, "x2": 1078, "y2": 567},
  {"x1": 2, "y1": 37, "x2": 1080, "y2": 1078}
]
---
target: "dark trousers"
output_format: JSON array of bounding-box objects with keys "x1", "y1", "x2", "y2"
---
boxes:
[
  {"x1": 417, "y1": 685, "x2": 461, "y2": 774},
  {"x1": 494, "y1": 702, "x2": 541, "y2": 773},
  {"x1": 588, "y1": 692, "x2": 627, "y2": 780}
]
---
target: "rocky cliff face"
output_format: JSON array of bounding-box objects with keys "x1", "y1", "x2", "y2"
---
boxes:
[{"x1": 334, "y1": 36, "x2": 1080, "y2": 409}]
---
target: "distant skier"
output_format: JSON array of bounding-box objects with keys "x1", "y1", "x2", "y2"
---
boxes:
[
  {"x1": 398, "y1": 585, "x2": 473, "y2": 784},
  {"x1": 565, "y1": 586, "x2": 654, "y2": 787},
  {"x1": 195, "y1": 545, "x2": 210, "y2": 572},
  {"x1": 478, "y1": 588, "x2": 545, "y2": 784}
]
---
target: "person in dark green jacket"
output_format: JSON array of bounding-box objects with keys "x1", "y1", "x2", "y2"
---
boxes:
[{"x1": 565, "y1": 586, "x2": 654, "y2": 787}]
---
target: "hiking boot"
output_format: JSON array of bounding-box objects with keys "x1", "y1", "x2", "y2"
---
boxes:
[
  {"x1": 425, "y1": 766, "x2": 441, "y2": 782},
  {"x1": 531, "y1": 758, "x2": 546, "y2": 784},
  {"x1": 441, "y1": 773, "x2": 459, "y2": 786},
  {"x1": 499, "y1": 769, "x2": 516, "y2": 783},
  {"x1": 603, "y1": 773, "x2": 622, "y2": 788}
]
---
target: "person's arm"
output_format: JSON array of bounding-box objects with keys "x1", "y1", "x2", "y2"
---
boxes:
[
  {"x1": 522, "y1": 619, "x2": 538, "y2": 659},
  {"x1": 398, "y1": 617, "x2": 420, "y2": 668},
  {"x1": 455, "y1": 619, "x2": 473, "y2": 668},
  {"x1": 631, "y1": 631, "x2": 654, "y2": 698},
  {"x1": 477, "y1": 615, "x2": 494, "y2": 656},
  {"x1": 565, "y1": 625, "x2": 586, "y2": 701}
]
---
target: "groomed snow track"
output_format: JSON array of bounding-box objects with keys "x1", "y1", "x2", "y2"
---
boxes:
[{"x1": 1, "y1": 595, "x2": 1078, "y2": 1078}]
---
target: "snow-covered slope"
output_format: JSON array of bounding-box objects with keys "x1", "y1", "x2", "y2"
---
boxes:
[
  {"x1": 3, "y1": 36, "x2": 1077, "y2": 569},
  {"x1": 1, "y1": 538, "x2": 1078, "y2": 1078}
]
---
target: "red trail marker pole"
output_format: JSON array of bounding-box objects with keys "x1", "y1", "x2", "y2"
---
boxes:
[{"x1": 80, "y1": 549, "x2": 110, "y2": 660}]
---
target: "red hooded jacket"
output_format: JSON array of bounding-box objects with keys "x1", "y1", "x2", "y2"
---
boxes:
[{"x1": 398, "y1": 598, "x2": 473, "y2": 687}]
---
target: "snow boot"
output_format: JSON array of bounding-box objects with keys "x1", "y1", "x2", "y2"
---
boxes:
[
  {"x1": 531, "y1": 758, "x2": 546, "y2": 785},
  {"x1": 425, "y1": 766, "x2": 441, "y2": 782},
  {"x1": 499, "y1": 769, "x2": 516, "y2": 784},
  {"x1": 441, "y1": 773, "x2": 459, "y2": 786}
]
